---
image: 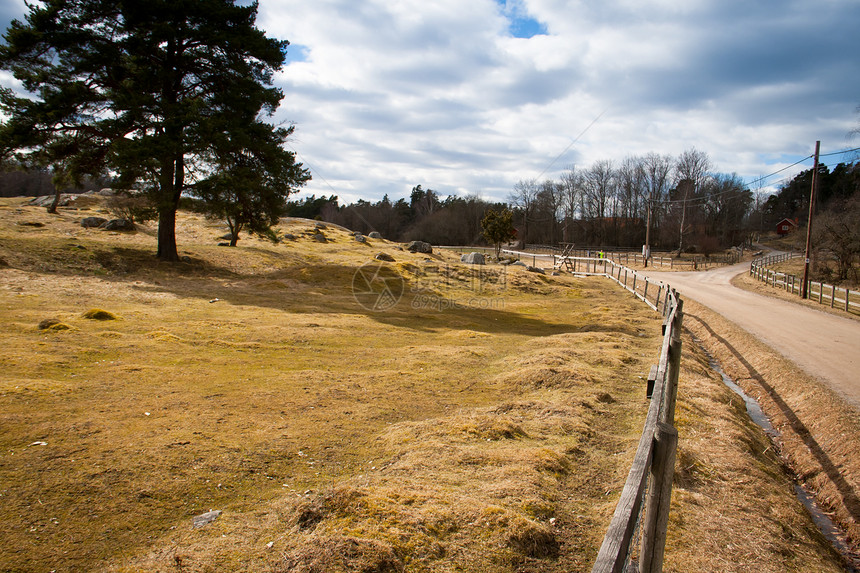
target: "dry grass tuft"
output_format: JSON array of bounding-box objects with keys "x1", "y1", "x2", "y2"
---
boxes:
[
  {"x1": 81, "y1": 308, "x2": 120, "y2": 320},
  {"x1": 282, "y1": 535, "x2": 405, "y2": 573},
  {"x1": 37, "y1": 317, "x2": 70, "y2": 331}
]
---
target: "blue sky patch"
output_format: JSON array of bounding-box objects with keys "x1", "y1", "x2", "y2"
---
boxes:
[
  {"x1": 496, "y1": 0, "x2": 547, "y2": 38},
  {"x1": 284, "y1": 44, "x2": 309, "y2": 65},
  {"x1": 508, "y1": 16, "x2": 547, "y2": 38}
]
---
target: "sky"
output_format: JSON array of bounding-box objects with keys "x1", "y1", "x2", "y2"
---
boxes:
[{"x1": 2, "y1": 0, "x2": 859, "y2": 204}]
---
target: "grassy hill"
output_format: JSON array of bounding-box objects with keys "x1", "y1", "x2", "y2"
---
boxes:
[{"x1": 0, "y1": 197, "x2": 846, "y2": 572}]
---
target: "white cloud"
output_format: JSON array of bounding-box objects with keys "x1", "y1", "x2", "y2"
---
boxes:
[{"x1": 2, "y1": 0, "x2": 858, "y2": 204}]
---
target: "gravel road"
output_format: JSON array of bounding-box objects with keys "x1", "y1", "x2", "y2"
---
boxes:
[{"x1": 642, "y1": 261, "x2": 860, "y2": 410}]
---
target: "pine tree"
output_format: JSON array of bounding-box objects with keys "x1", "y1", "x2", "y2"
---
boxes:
[
  {"x1": 481, "y1": 208, "x2": 516, "y2": 259},
  {"x1": 0, "y1": 0, "x2": 309, "y2": 260}
]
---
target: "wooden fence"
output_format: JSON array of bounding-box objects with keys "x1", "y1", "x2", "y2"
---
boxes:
[
  {"x1": 610, "y1": 251, "x2": 739, "y2": 270},
  {"x1": 554, "y1": 257, "x2": 671, "y2": 313},
  {"x1": 441, "y1": 246, "x2": 740, "y2": 271},
  {"x1": 590, "y1": 264, "x2": 683, "y2": 573},
  {"x1": 750, "y1": 253, "x2": 859, "y2": 315},
  {"x1": 441, "y1": 247, "x2": 684, "y2": 570}
]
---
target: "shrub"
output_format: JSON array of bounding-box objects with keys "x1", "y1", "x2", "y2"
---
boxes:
[{"x1": 105, "y1": 191, "x2": 157, "y2": 224}]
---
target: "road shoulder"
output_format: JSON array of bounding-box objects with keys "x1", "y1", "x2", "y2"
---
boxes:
[
  {"x1": 683, "y1": 299, "x2": 860, "y2": 561},
  {"x1": 730, "y1": 270, "x2": 860, "y2": 323}
]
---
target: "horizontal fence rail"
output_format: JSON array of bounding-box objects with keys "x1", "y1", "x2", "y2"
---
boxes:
[
  {"x1": 750, "y1": 253, "x2": 859, "y2": 315},
  {"x1": 440, "y1": 246, "x2": 741, "y2": 271},
  {"x1": 592, "y1": 274, "x2": 683, "y2": 573},
  {"x1": 441, "y1": 247, "x2": 683, "y2": 571}
]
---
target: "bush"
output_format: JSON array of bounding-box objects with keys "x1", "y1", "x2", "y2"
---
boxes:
[{"x1": 105, "y1": 191, "x2": 157, "y2": 224}]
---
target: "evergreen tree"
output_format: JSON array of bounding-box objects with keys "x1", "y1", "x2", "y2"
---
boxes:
[
  {"x1": 481, "y1": 208, "x2": 516, "y2": 259},
  {"x1": 0, "y1": 0, "x2": 309, "y2": 260}
]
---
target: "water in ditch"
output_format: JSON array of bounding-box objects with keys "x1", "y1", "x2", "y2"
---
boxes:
[{"x1": 696, "y1": 340, "x2": 860, "y2": 572}]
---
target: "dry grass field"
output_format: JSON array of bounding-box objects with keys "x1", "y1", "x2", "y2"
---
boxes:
[{"x1": 0, "y1": 196, "x2": 847, "y2": 572}]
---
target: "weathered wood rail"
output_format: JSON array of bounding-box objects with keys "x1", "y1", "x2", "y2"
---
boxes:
[
  {"x1": 442, "y1": 248, "x2": 684, "y2": 570},
  {"x1": 590, "y1": 261, "x2": 683, "y2": 573},
  {"x1": 750, "y1": 253, "x2": 859, "y2": 315},
  {"x1": 560, "y1": 249, "x2": 740, "y2": 270}
]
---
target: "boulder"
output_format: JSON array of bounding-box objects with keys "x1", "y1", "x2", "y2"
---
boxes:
[
  {"x1": 526, "y1": 266, "x2": 545, "y2": 274},
  {"x1": 355, "y1": 234, "x2": 367, "y2": 243},
  {"x1": 102, "y1": 219, "x2": 135, "y2": 231},
  {"x1": 312, "y1": 233, "x2": 327, "y2": 242},
  {"x1": 460, "y1": 252, "x2": 485, "y2": 265},
  {"x1": 511, "y1": 261, "x2": 527, "y2": 267},
  {"x1": 192, "y1": 510, "x2": 222, "y2": 529},
  {"x1": 368, "y1": 231, "x2": 382, "y2": 239},
  {"x1": 81, "y1": 216, "x2": 108, "y2": 228},
  {"x1": 375, "y1": 253, "x2": 395, "y2": 262},
  {"x1": 406, "y1": 241, "x2": 432, "y2": 254}
]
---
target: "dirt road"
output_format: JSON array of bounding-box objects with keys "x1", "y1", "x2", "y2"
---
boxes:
[{"x1": 643, "y1": 262, "x2": 860, "y2": 410}]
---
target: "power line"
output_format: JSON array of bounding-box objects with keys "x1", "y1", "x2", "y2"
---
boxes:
[
  {"x1": 819, "y1": 146, "x2": 860, "y2": 158},
  {"x1": 742, "y1": 154, "x2": 813, "y2": 189},
  {"x1": 533, "y1": 108, "x2": 608, "y2": 181}
]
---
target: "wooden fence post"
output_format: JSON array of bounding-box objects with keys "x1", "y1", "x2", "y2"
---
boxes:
[
  {"x1": 661, "y1": 300, "x2": 682, "y2": 426},
  {"x1": 640, "y1": 421, "x2": 679, "y2": 573}
]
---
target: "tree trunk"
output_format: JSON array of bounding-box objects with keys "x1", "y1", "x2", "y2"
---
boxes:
[
  {"x1": 47, "y1": 186, "x2": 61, "y2": 214},
  {"x1": 157, "y1": 207, "x2": 180, "y2": 261},
  {"x1": 155, "y1": 149, "x2": 183, "y2": 261}
]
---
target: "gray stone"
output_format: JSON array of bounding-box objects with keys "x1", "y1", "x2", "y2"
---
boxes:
[
  {"x1": 355, "y1": 234, "x2": 367, "y2": 243},
  {"x1": 312, "y1": 233, "x2": 327, "y2": 242},
  {"x1": 283, "y1": 233, "x2": 297, "y2": 240},
  {"x1": 368, "y1": 231, "x2": 382, "y2": 239},
  {"x1": 314, "y1": 222, "x2": 327, "y2": 229},
  {"x1": 81, "y1": 217, "x2": 108, "y2": 228},
  {"x1": 511, "y1": 260, "x2": 527, "y2": 267},
  {"x1": 375, "y1": 252, "x2": 395, "y2": 262},
  {"x1": 406, "y1": 241, "x2": 432, "y2": 254},
  {"x1": 102, "y1": 219, "x2": 135, "y2": 231},
  {"x1": 460, "y1": 252, "x2": 485, "y2": 265},
  {"x1": 192, "y1": 510, "x2": 222, "y2": 529},
  {"x1": 526, "y1": 266, "x2": 545, "y2": 274}
]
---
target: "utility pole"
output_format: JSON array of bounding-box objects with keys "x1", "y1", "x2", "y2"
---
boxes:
[
  {"x1": 801, "y1": 141, "x2": 820, "y2": 299},
  {"x1": 644, "y1": 191, "x2": 652, "y2": 267}
]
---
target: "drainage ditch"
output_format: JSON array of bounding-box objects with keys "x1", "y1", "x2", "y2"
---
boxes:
[{"x1": 695, "y1": 337, "x2": 859, "y2": 572}]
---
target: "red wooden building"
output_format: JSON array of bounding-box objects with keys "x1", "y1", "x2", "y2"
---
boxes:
[{"x1": 775, "y1": 218, "x2": 798, "y2": 235}]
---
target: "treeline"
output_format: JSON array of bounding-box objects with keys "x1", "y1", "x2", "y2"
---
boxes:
[
  {"x1": 760, "y1": 161, "x2": 860, "y2": 283},
  {"x1": 289, "y1": 148, "x2": 759, "y2": 253},
  {"x1": 0, "y1": 162, "x2": 105, "y2": 197},
  {"x1": 509, "y1": 150, "x2": 753, "y2": 252},
  {"x1": 760, "y1": 162, "x2": 860, "y2": 226},
  {"x1": 285, "y1": 186, "x2": 508, "y2": 246}
]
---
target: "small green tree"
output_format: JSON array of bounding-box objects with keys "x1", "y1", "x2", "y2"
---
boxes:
[
  {"x1": 481, "y1": 208, "x2": 516, "y2": 259},
  {"x1": 196, "y1": 121, "x2": 310, "y2": 246}
]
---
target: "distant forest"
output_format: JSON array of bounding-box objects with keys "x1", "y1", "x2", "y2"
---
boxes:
[
  {"x1": 287, "y1": 156, "x2": 859, "y2": 253},
  {"x1": 4, "y1": 155, "x2": 858, "y2": 254},
  {"x1": 0, "y1": 164, "x2": 105, "y2": 198}
]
